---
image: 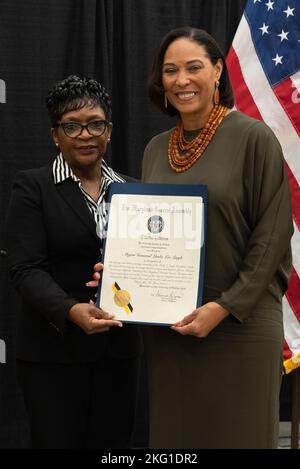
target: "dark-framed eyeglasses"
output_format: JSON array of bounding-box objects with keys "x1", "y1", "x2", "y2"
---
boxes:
[{"x1": 55, "y1": 119, "x2": 109, "y2": 138}]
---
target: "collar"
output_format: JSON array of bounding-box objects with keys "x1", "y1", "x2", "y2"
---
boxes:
[{"x1": 52, "y1": 153, "x2": 125, "y2": 185}]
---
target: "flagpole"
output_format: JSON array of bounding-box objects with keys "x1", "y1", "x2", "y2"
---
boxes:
[{"x1": 291, "y1": 367, "x2": 300, "y2": 449}]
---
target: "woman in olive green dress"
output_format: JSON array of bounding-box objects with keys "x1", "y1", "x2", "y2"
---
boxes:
[{"x1": 140, "y1": 27, "x2": 293, "y2": 449}]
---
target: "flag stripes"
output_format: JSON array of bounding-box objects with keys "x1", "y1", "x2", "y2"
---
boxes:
[{"x1": 227, "y1": 1, "x2": 300, "y2": 372}]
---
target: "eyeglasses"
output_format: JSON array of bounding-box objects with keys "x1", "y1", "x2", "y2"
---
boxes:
[{"x1": 55, "y1": 120, "x2": 109, "y2": 138}]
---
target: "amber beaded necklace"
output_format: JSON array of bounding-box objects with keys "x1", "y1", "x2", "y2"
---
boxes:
[{"x1": 168, "y1": 104, "x2": 228, "y2": 172}]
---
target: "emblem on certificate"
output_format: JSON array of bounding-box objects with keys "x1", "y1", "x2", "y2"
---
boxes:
[
  {"x1": 97, "y1": 183, "x2": 208, "y2": 325},
  {"x1": 147, "y1": 215, "x2": 164, "y2": 234}
]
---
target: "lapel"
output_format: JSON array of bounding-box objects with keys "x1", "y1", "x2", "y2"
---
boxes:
[{"x1": 56, "y1": 178, "x2": 99, "y2": 242}]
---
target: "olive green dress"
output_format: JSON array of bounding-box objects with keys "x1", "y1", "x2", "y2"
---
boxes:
[{"x1": 141, "y1": 111, "x2": 293, "y2": 449}]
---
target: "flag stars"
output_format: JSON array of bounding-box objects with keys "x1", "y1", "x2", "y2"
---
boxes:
[
  {"x1": 259, "y1": 23, "x2": 270, "y2": 35},
  {"x1": 253, "y1": 0, "x2": 261, "y2": 3},
  {"x1": 277, "y1": 30, "x2": 289, "y2": 42},
  {"x1": 265, "y1": 0, "x2": 274, "y2": 10},
  {"x1": 283, "y1": 6, "x2": 295, "y2": 17},
  {"x1": 272, "y1": 54, "x2": 283, "y2": 66}
]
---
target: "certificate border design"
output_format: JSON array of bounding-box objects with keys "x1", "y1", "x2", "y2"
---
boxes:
[{"x1": 97, "y1": 183, "x2": 208, "y2": 326}]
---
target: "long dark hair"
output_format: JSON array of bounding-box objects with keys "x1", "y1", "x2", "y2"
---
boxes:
[{"x1": 148, "y1": 27, "x2": 234, "y2": 116}]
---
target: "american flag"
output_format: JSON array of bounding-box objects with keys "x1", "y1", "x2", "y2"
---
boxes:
[{"x1": 227, "y1": 0, "x2": 300, "y2": 373}]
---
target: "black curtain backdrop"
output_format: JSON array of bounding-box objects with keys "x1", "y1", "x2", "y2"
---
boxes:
[{"x1": 0, "y1": 0, "x2": 253, "y2": 448}]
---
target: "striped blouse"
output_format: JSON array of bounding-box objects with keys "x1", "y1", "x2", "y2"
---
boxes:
[{"x1": 52, "y1": 153, "x2": 124, "y2": 239}]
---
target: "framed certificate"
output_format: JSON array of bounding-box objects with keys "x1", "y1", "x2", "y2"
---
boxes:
[{"x1": 97, "y1": 183, "x2": 208, "y2": 325}]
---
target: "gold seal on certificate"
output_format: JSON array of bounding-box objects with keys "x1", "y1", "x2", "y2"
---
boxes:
[
  {"x1": 112, "y1": 282, "x2": 133, "y2": 314},
  {"x1": 97, "y1": 183, "x2": 207, "y2": 325}
]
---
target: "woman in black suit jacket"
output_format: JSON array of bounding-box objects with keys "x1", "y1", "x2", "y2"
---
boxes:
[{"x1": 6, "y1": 75, "x2": 142, "y2": 449}]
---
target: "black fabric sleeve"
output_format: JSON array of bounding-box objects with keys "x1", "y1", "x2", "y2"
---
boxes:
[{"x1": 5, "y1": 171, "x2": 77, "y2": 334}]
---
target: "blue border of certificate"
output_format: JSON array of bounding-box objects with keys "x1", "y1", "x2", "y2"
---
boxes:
[{"x1": 97, "y1": 182, "x2": 208, "y2": 325}]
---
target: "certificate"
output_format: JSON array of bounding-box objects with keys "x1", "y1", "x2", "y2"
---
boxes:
[{"x1": 97, "y1": 183, "x2": 207, "y2": 325}]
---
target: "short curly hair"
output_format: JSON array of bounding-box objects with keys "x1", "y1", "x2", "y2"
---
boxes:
[{"x1": 45, "y1": 75, "x2": 112, "y2": 126}]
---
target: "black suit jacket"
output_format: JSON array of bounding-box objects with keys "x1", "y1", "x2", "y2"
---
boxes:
[{"x1": 6, "y1": 165, "x2": 142, "y2": 363}]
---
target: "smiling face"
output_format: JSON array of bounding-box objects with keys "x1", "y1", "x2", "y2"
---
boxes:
[
  {"x1": 51, "y1": 103, "x2": 112, "y2": 174},
  {"x1": 162, "y1": 37, "x2": 223, "y2": 128}
]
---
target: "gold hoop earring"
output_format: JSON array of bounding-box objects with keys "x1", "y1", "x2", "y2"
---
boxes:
[
  {"x1": 164, "y1": 93, "x2": 168, "y2": 109},
  {"x1": 213, "y1": 80, "x2": 220, "y2": 105}
]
